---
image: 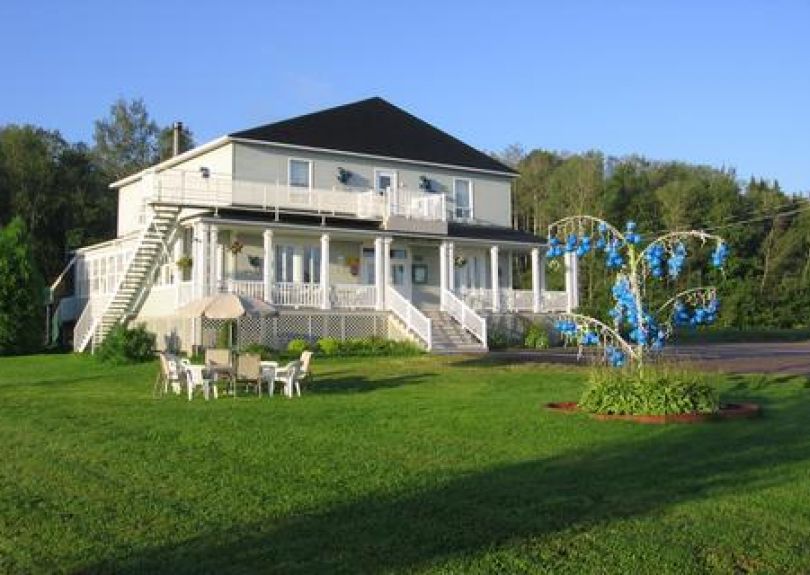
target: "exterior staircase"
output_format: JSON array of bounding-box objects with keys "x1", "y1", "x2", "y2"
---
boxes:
[
  {"x1": 423, "y1": 310, "x2": 487, "y2": 354},
  {"x1": 74, "y1": 204, "x2": 182, "y2": 352}
]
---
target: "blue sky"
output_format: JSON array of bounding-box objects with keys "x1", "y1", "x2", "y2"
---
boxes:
[{"x1": 1, "y1": 1, "x2": 808, "y2": 193}]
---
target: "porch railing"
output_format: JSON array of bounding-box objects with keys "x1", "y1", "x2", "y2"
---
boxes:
[
  {"x1": 459, "y1": 287, "x2": 569, "y2": 313},
  {"x1": 386, "y1": 285, "x2": 432, "y2": 350},
  {"x1": 272, "y1": 282, "x2": 321, "y2": 308},
  {"x1": 441, "y1": 288, "x2": 487, "y2": 346},
  {"x1": 149, "y1": 169, "x2": 445, "y2": 223},
  {"x1": 219, "y1": 278, "x2": 264, "y2": 300},
  {"x1": 331, "y1": 284, "x2": 376, "y2": 309}
]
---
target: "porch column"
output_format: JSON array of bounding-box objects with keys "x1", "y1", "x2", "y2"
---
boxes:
[
  {"x1": 531, "y1": 247, "x2": 542, "y2": 313},
  {"x1": 320, "y1": 233, "x2": 331, "y2": 310},
  {"x1": 383, "y1": 237, "x2": 392, "y2": 293},
  {"x1": 193, "y1": 222, "x2": 207, "y2": 299},
  {"x1": 490, "y1": 245, "x2": 500, "y2": 312},
  {"x1": 447, "y1": 241, "x2": 455, "y2": 292},
  {"x1": 173, "y1": 233, "x2": 183, "y2": 308},
  {"x1": 564, "y1": 252, "x2": 579, "y2": 312},
  {"x1": 439, "y1": 241, "x2": 448, "y2": 294},
  {"x1": 263, "y1": 229, "x2": 274, "y2": 303},
  {"x1": 209, "y1": 225, "x2": 219, "y2": 296},
  {"x1": 374, "y1": 237, "x2": 384, "y2": 310}
]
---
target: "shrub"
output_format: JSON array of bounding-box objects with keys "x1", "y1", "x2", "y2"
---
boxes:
[
  {"x1": 240, "y1": 343, "x2": 274, "y2": 360},
  {"x1": 578, "y1": 364, "x2": 720, "y2": 416},
  {"x1": 317, "y1": 337, "x2": 341, "y2": 355},
  {"x1": 488, "y1": 330, "x2": 509, "y2": 350},
  {"x1": 524, "y1": 324, "x2": 550, "y2": 349},
  {"x1": 96, "y1": 323, "x2": 156, "y2": 365},
  {"x1": 286, "y1": 338, "x2": 310, "y2": 354}
]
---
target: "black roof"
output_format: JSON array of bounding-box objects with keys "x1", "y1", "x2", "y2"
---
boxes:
[{"x1": 230, "y1": 97, "x2": 517, "y2": 175}]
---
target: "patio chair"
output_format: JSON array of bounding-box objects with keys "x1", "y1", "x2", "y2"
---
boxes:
[
  {"x1": 299, "y1": 350, "x2": 314, "y2": 386},
  {"x1": 275, "y1": 360, "x2": 302, "y2": 398},
  {"x1": 181, "y1": 359, "x2": 218, "y2": 401},
  {"x1": 236, "y1": 353, "x2": 263, "y2": 397},
  {"x1": 205, "y1": 348, "x2": 232, "y2": 368},
  {"x1": 154, "y1": 352, "x2": 186, "y2": 397},
  {"x1": 261, "y1": 364, "x2": 277, "y2": 396}
]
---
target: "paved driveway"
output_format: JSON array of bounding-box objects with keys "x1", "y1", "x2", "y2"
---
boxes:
[{"x1": 487, "y1": 341, "x2": 810, "y2": 376}]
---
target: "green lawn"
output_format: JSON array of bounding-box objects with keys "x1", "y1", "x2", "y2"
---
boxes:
[{"x1": 1, "y1": 354, "x2": 810, "y2": 574}]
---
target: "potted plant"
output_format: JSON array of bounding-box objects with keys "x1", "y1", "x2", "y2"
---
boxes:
[
  {"x1": 176, "y1": 255, "x2": 193, "y2": 272},
  {"x1": 454, "y1": 255, "x2": 467, "y2": 268},
  {"x1": 346, "y1": 256, "x2": 360, "y2": 276},
  {"x1": 337, "y1": 167, "x2": 352, "y2": 185},
  {"x1": 419, "y1": 175, "x2": 432, "y2": 192}
]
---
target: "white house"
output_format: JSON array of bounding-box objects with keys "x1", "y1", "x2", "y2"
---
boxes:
[{"x1": 53, "y1": 97, "x2": 578, "y2": 353}]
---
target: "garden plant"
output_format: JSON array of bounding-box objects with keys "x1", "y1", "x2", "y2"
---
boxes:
[{"x1": 547, "y1": 216, "x2": 729, "y2": 415}]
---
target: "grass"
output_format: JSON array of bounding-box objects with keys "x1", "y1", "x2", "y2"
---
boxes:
[
  {"x1": 674, "y1": 327, "x2": 810, "y2": 344},
  {"x1": 1, "y1": 354, "x2": 810, "y2": 573}
]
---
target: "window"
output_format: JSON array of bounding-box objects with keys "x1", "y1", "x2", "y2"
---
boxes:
[
  {"x1": 390, "y1": 248, "x2": 407, "y2": 259},
  {"x1": 454, "y1": 178, "x2": 472, "y2": 219},
  {"x1": 289, "y1": 159, "x2": 311, "y2": 188},
  {"x1": 375, "y1": 169, "x2": 396, "y2": 192},
  {"x1": 275, "y1": 245, "x2": 294, "y2": 282},
  {"x1": 303, "y1": 246, "x2": 321, "y2": 283},
  {"x1": 391, "y1": 264, "x2": 405, "y2": 285}
]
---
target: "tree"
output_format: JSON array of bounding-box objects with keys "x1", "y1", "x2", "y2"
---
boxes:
[
  {"x1": 93, "y1": 97, "x2": 160, "y2": 179},
  {"x1": 158, "y1": 123, "x2": 195, "y2": 162},
  {"x1": 0, "y1": 218, "x2": 45, "y2": 355}
]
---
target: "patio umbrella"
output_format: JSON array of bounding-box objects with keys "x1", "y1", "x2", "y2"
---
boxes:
[{"x1": 178, "y1": 293, "x2": 278, "y2": 391}]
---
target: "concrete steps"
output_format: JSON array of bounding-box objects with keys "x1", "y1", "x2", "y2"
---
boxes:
[{"x1": 423, "y1": 310, "x2": 487, "y2": 354}]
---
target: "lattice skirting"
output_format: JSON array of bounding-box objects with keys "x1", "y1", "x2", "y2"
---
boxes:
[{"x1": 137, "y1": 311, "x2": 391, "y2": 353}]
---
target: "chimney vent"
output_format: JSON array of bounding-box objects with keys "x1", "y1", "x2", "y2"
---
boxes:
[{"x1": 172, "y1": 121, "x2": 183, "y2": 157}]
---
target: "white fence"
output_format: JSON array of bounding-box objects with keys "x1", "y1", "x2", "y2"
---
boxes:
[
  {"x1": 331, "y1": 284, "x2": 377, "y2": 309},
  {"x1": 272, "y1": 282, "x2": 322, "y2": 308},
  {"x1": 460, "y1": 288, "x2": 568, "y2": 313}
]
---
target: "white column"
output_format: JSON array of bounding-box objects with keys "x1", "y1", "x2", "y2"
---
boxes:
[
  {"x1": 173, "y1": 234, "x2": 183, "y2": 308},
  {"x1": 193, "y1": 222, "x2": 207, "y2": 299},
  {"x1": 447, "y1": 242, "x2": 455, "y2": 292},
  {"x1": 374, "y1": 237, "x2": 384, "y2": 310},
  {"x1": 531, "y1": 247, "x2": 541, "y2": 313},
  {"x1": 320, "y1": 233, "x2": 331, "y2": 309},
  {"x1": 383, "y1": 237, "x2": 392, "y2": 291},
  {"x1": 209, "y1": 225, "x2": 219, "y2": 296},
  {"x1": 490, "y1": 245, "x2": 500, "y2": 312},
  {"x1": 565, "y1": 252, "x2": 579, "y2": 312},
  {"x1": 263, "y1": 229, "x2": 274, "y2": 303},
  {"x1": 439, "y1": 241, "x2": 448, "y2": 293}
]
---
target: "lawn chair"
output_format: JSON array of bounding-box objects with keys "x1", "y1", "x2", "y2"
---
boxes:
[
  {"x1": 154, "y1": 352, "x2": 184, "y2": 397},
  {"x1": 205, "y1": 348, "x2": 232, "y2": 369},
  {"x1": 181, "y1": 359, "x2": 218, "y2": 400},
  {"x1": 275, "y1": 360, "x2": 302, "y2": 398},
  {"x1": 299, "y1": 350, "x2": 314, "y2": 387},
  {"x1": 236, "y1": 353, "x2": 263, "y2": 397}
]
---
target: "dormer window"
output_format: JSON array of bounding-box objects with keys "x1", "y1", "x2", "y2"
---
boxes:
[
  {"x1": 289, "y1": 159, "x2": 312, "y2": 188},
  {"x1": 454, "y1": 178, "x2": 473, "y2": 220}
]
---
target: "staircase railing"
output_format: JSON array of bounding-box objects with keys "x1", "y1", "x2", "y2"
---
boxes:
[
  {"x1": 385, "y1": 285, "x2": 432, "y2": 350},
  {"x1": 441, "y1": 288, "x2": 488, "y2": 347},
  {"x1": 73, "y1": 209, "x2": 165, "y2": 352}
]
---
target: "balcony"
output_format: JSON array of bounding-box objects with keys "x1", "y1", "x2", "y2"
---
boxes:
[{"x1": 143, "y1": 169, "x2": 447, "y2": 232}]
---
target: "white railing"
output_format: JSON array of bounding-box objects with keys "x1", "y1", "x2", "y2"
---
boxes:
[
  {"x1": 148, "y1": 169, "x2": 445, "y2": 223},
  {"x1": 73, "y1": 295, "x2": 111, "y2": 352},
  {"x1": 272, "y1": 282, "x2": 322, "y2": 308},
  {"x1": 441, "y1": 288, "x2": 487, "y2": 346},
  {"x1": 386, "y1": 285, "x2": 432, "y2": 350},
  {"x1": 512, "y1": 289, "x2": 534, "y2": 311},
  {"x1": 543, "y1": 291, "x2": 568, "y2": 312},
  {"x1": 219, "y1": 278, "x2": 265, "y2": 300},
  {"x1": 460, "y1": 287, "x2": 493, "y2": 310},
  {"x1": 332, "y1": 284, "x2": 376, "y2": 309},
  {"x1": 386, "y1": 188, "x2": 446, "y2": 221}
]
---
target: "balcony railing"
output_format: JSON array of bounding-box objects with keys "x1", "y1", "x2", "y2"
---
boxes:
[{"x1": 146, "y1": 169, "x2": 446, "y2": 223}]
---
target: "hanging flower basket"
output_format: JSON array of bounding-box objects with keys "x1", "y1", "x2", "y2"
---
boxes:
[
  {"x1": 454, "y1": 255, "x2": 467, "y2": 268},
  {"x1": 176, "y1": 255, "x2": 193, "y2": 271},
  {"x1": 346, "y1": 256, "x2": 360, "y2": 276},
  {"x1": 229, "y1": 240, "x2": 244, "y2": 255}
]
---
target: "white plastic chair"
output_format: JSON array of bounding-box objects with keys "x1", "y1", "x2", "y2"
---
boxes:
[
  {"x1": 261, "y1": 365, "x2": 277, "y2": 396},
  {"x1": 275, "y1": 360, "x2": 301, "y2": 398},
  {"x1": 181, "y1": 359, "x2": 218, "y2": 401},
  {"x1": 156, "y1": 353, "x2": 184, "y2": 396}
]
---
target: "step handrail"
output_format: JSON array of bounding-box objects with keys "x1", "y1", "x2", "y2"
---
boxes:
[
  {"x1": 440, "y1": 288, "x2": 488, "y2": 347},
  {"x1": 73, "y1": 209, "x2": 164, "y2": 352},
  {"x1": 385, "y1": 285, "x2": 432, "y2": 350}
]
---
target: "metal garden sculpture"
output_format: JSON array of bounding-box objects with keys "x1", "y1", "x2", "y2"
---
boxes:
[{"x1": 547, "y1": 216, "x2": 728, "y2": 368}]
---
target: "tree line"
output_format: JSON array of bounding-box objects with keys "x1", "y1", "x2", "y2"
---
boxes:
[
  {"x1": 498, "y1": 145, "x2": 810, "y2": 329},
  {"x1": 0, "y1": 98, "x2": 193, "y2": 354}
]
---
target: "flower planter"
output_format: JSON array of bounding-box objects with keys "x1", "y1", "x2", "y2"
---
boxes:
[{"x1": 544, "y1": 401, "x2": 760, "y2": 424}]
